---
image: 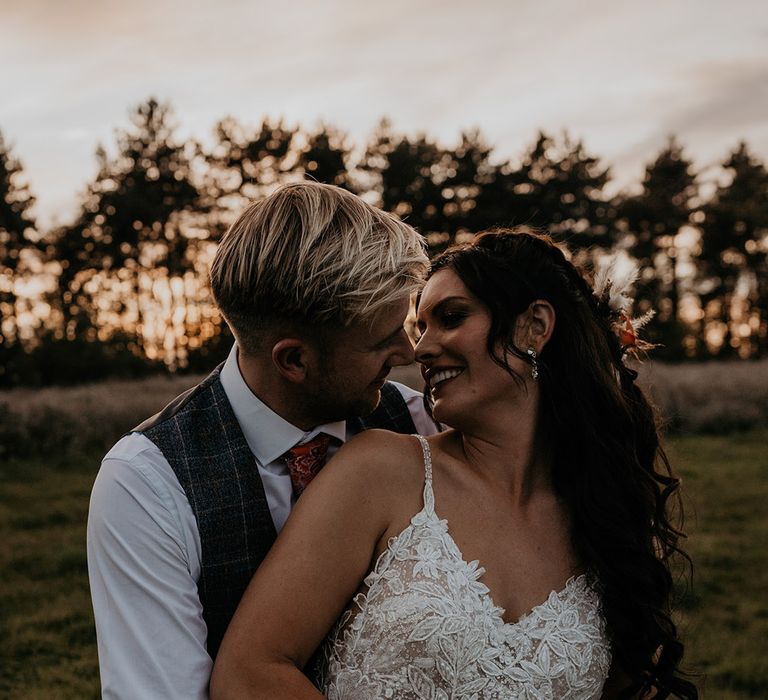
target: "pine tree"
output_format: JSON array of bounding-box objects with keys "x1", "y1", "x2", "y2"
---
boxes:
[
  {"x1": 508, "y1": 132, "x2": 614, "y2": 250},
  {"x1": 205, "y1": 116, "x2": 299, "y2": 236},
  {"x1": 439, "y1": 129, "x2": 498, "y2": 239},
  {"x1": 361, "y1": 120, "x2": 453, "y2": 248},
  {"x1": 296, "y1": 124, "x2": 356, "y2": 191},
  {"x1": 0, "y1": 131, "x2": 37, "y2": 383},
  {"x1": 49, "y1": 99, "x2": 205, "y2": 365},
  {"x1": 698, "y1": 142, "x2": 768, "y2": 357},
  {"x1": 362, "y1": 122, "x2": 505, "y2": 250},
  {"x1": 617, "y1": 137, "x2": 697, "y2": 357}
]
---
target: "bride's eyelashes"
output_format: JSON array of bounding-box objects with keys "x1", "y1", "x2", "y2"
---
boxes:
[
  {"x1": 415, "y1": 313, "x2": 465, "y2": 341},
  {"x1": 415, "y1": 309, "x2": 469, "y2": 341},
  {"x1": 440, "y1": 310, "x2": 467, "y2": 328}
]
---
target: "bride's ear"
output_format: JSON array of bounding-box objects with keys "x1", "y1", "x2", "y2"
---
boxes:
[{"x1": 515, "y1": 300, "x2": 555, "y2": 353}]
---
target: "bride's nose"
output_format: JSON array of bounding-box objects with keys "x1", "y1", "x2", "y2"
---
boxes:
[{"x1": 414, "y1": 326, "x2": 439, "y2": 364}]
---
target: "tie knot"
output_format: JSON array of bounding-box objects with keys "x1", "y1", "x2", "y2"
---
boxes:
[{"x1": 285, "y1": 434, "x2": 331, "y2": 497}]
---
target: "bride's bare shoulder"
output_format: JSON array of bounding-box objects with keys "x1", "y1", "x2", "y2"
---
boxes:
[
  {"x1": 340, "y1": 428, "x2": 454, "y2": 456},
  {"x1": 334, "y1": 429, "x2": 423, "y2": 469},
  {"x1": 299, "y1": 430, "x2": 454, "y2": 546},
  {"x1": 321, "y1": 430, "x2": 432, "y2": 496}
]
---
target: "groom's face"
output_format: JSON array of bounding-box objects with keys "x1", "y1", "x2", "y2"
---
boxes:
[{"x1": 309, "y1": 297, "x2": 414, "y2": 421}]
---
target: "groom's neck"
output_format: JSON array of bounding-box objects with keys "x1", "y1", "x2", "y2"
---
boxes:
[{"x1": 236, "y1": 349, "x2": 322, "y2": 432}]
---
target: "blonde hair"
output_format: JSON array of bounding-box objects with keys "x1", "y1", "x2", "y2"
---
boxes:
[{"x1": 211, "y1": 181, "x2": 429, "y2": 351}]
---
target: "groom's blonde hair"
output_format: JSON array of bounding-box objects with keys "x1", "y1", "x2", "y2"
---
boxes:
[{"x1": 211, "y1": 181, "x2": 429, "y2": 353}]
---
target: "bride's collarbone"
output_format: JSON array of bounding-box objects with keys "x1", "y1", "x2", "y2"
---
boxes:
[
  {"x1": 434, "y1": 465, "x2": 564, "y2": 527},
  {"x1": 450, "y1": 522, "x2": 580, "y2": 623},
  {"x1": 430, "y1": 480, "x2": 578, "y2": 621}
]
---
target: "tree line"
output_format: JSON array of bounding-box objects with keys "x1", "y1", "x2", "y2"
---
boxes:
[{"x1": 1, "y1": 98, "x2": 767, "y2": 387}]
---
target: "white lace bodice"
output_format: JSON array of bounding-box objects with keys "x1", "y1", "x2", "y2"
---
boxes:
[{"x1": 318, "y1": 435, "x2": 611, "y2": 699}]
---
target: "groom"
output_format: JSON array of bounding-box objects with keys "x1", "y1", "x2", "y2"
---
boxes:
[{"x1": 87, "y1": 182, "x2": 438, "y2": 699}]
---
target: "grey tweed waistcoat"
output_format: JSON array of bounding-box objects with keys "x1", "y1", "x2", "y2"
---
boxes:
[{"x1": 135, "y1": 365, "x2": 419, "y2": 659}]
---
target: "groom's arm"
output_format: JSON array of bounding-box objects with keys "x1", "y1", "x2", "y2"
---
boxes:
[{"x1": 87, "y1": 435, "x2": 211, "y2": 700}]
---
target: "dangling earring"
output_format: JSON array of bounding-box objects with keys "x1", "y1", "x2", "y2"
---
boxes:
[{"x1": 527, "y1": 347, "x2": 539, "y2": 381}]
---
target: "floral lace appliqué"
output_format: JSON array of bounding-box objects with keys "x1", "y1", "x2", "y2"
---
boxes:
[{"x1": 318, "y1": 436, "x2": 611, "y2": 699}]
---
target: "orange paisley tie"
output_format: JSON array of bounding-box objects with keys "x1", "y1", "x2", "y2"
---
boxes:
[{"x1": 285, "y1": 434, "x2": 331, "y2": 497}]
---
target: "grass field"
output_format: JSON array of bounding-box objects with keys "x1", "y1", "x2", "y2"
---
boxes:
[
  {"x1": 668, "y1": 431, "x2": 768, "y2": 698},
  {"x1": 0, "y1": 452, "x2": 99, "y2": 699},
  {"x1": 0, "y1": 431, "x2": 766, "y2": 698}
]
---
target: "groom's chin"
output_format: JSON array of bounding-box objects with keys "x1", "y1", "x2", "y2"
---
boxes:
[
  {"x1": 346, "y1": 383, "x2": 385, "y2": 419},
  {"x1": 352, "y1": 389, "x2": 382, "y2": 418},
  {"x1": 313, "y1": 389, "x2": 382, "y2": 423}
]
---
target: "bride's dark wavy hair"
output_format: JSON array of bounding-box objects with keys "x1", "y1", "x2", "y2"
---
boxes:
[{"x1": 427, "y1": 228, "x2": 696, "y2": 699}]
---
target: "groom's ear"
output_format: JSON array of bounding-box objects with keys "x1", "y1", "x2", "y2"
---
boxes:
[{"x1": 271, "y1": 338, "x2": 314, "y2": 383}]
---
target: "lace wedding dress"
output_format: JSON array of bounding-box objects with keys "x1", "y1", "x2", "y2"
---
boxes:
[{"x1": 318, "y1": 435, "x2": 611, "y2": 699}]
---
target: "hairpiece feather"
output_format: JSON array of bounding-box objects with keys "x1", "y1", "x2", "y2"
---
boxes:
[
  {"x1": 594, "y1": 256, "x2": 639, "y2": 313},
  {"x1": 593, "y1": 254, "x2": 656, "y2": 354}
]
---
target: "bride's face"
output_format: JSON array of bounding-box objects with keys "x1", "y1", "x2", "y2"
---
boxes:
[{"x1": 415, "y1": 268, "x2": 530, "y2": 427}]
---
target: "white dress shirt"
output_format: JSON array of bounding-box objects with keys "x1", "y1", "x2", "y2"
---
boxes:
[{"x1": 87, "y1": 344, "x2": 438, "y2": 700}]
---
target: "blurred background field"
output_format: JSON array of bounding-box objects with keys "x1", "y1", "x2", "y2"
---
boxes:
[
  {"x1": 2, "y1": 359, "x2": 767, "y2": 462},
  {"x1": 1, "y1": 361, "x2": 767, "y2": 698}
]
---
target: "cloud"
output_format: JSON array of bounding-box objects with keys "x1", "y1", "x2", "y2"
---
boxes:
[
  {"x1": 671, "y1": 61, "x2": 768, "y2": 133},
  {"x1": 608, "y1": 59, "x2": 768, "y2": 184},
  {"x1": 5, "y1": 0, "x2": 768, "y2": 224}
]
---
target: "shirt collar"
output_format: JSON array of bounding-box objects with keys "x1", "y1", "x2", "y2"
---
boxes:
[{"x1": 219, "y1": 343, "x2": 347, "y2": 465}]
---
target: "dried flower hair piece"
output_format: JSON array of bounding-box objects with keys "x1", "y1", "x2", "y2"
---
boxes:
[{"x1": 593, "y1": 256, "x2": 656, "y2": 354}]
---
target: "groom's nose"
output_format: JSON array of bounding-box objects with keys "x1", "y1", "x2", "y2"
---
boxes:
[{"x1": 388, "y1": 329, "x2": 416, "y2": 367}]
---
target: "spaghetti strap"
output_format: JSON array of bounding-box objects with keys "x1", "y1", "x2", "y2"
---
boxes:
[{"x1": 413, "y1": 434, "x2": 435, "y2": 514}]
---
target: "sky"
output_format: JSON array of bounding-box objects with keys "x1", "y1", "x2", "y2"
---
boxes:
[{"x1": 2, "y1": 0, "x2": 767, "y2": 228}]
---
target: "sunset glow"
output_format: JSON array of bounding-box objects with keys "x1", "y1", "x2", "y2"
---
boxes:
[{"x1": 2, "y1": 0, "x2": 767, "y2": 227}]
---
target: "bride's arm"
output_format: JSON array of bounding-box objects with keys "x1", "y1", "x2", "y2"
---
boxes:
[{"x1": 210, "y1": 430, "x2": 418, "y2": 699}]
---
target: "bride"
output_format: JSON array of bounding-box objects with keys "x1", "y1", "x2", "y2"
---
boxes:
[{"x1": 210, "y1": 229, "x2": 696, "y2": 699}]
